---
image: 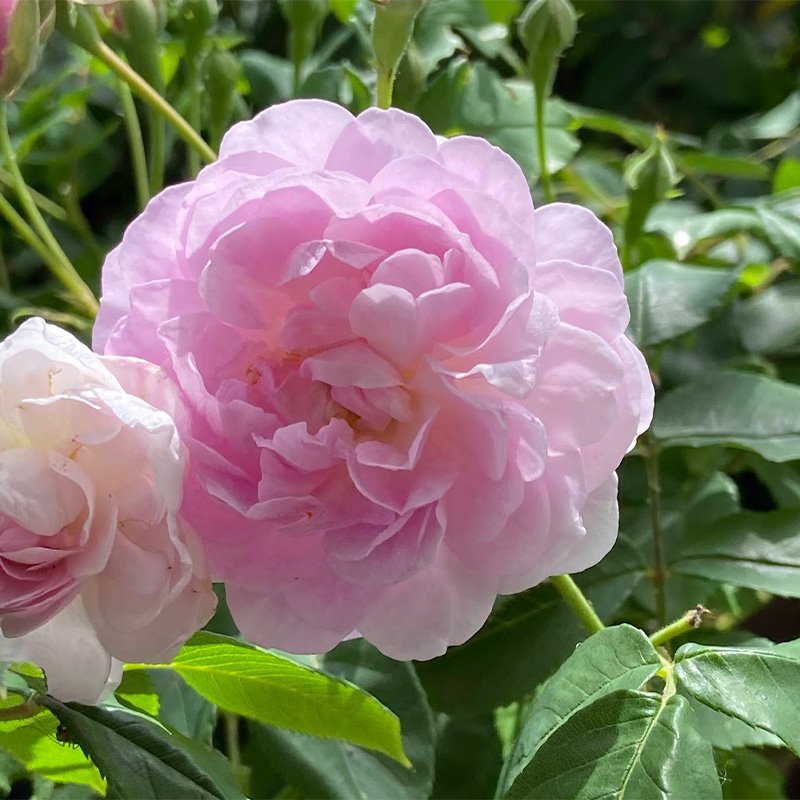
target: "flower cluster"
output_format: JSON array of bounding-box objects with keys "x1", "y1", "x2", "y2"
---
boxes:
[{"x1": 2, "y1": 100, "x2": 651, "y2": 694}]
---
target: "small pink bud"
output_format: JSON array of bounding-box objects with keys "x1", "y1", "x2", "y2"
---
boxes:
[{"x1": 0, "y1": 0, "x2": 54, "y2": 98}]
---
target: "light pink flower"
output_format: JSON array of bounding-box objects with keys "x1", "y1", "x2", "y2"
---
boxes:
[
  {"x1": 95, "y1": 100, "x2": 653, "y2": 660},
  {"x1": 0, "y1": 318, "x2": 215, "y2": 700}
]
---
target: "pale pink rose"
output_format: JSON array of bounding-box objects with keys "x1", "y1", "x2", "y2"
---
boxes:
[
  {"x1": 95, "y1": 100, "x2": 653, "y2": 660},
  {"x1": 0, "y1": 318, "x2": 215, "y2": 701},
  {"x1": 0, "y1": 598, "x2": 122, "y2": 704}
]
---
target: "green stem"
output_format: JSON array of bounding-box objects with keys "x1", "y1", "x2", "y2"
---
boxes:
[
  {"x1": 376, "y1": 70, "x2": 394, "y2": 110},
  {"x1": 0, "y1": 167, "x2": 67, "y2": 221},
  {"x1": 535, "y1": 89, "x2": 554, "y2": 203},
  {"x1": 650, "y1": 612, "x2": 700, "y2": 649},
  {"x1": 147, "y1": 111, "x2": 166, "y2": 195},
  {"x1": 644, "y1": 435, "x2": 667, "y2": 627},
  {"x1": 186, "y1": 58, "x2": 201, "y2": 178},
  {"x1": 117, "y1": 78, "x2": 149, "y2": 210},
  {"x1": 551, "y1": 574, "x2": 605, "y2": 635},
  {"x1": 0, "y1": 105, "x2": 98, "y2": 316},
  {"x1": 60, "y1": 175, "x2": 104, "y2": 267},
  {"x1": 0, "y1": 231, "x2": 8, "y2": 289},
  {"x1": 92, "y1": 41, "x2": 217, "y2": 165},
  {"x1": 223, "y1": 712, "x2": 241, "y2": 771},
  {"x1": 0, "y1": 193, "x2": 67, "y2": 278}
]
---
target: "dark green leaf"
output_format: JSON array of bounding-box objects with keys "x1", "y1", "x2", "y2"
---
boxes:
[
  {"x1": 36, "y1": 697, "x2": 226, "y2": 800},
  {"x1": 688, "y1": 699, "x2": 782, "y2": 750},
  {"x1": 675, "y1": 643, "x2": 800, "y2": 756},
  {"x1": 625, "y1": 260, "x2": 735, "y2": 346},
  {"x1": 652, "y1": 371, "x2": 800, "y2": 461},
  {"x1": 500, "y1": 625, "x2": 663, "y2": 797},
  {"x1": 678, "y1": 151, "x2": 769, "y2": 180},
  {"x1": 504, "y1": 690, "x2": 721, "y2": 799},
  {"x1": 146, "y1": 670, "x2": 216, "y2": 744},
  {"x1": 718, "y1": 750, "x2": 786, "y2": 800},
  {"x1": 672, "y1": 510, "x2": 800, "y2": 595},
  {"x1": 164, "y1": 729, "x2": 245, "y2": 800},
  {"x1": 432, "y1": 715, "x2": 502, "y2": 799},
  {"x1": 735, "y1": 280, "x2": 800, "y2": 353}
]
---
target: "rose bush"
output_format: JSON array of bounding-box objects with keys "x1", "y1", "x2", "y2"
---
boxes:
[
  {"x1": 0, "y1": 318, "x2": 215, "y2": 701},
  {"x1": 95, "y1": 99, "x2": 653, "y2": 660}
]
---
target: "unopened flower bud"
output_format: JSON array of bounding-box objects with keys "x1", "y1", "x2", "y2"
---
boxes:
[
  {"x1": 279, "y1": 0, "x2": 327, "y2": 86},
  {"x1": 517, "y1": 0, "x2": 577, "y2": 98},
  {"x1": 0, "y1": 0, "x2": 55, "y2": 98},
  {"x1": 624, "y1": 130, "x2": 679, "y2": 251},
  {"x1": 370, "y1": 0, "x2": 427, "y2": 83},
  {"x1": 177, "y1": 0, "x2": 218, "y2": 58}
]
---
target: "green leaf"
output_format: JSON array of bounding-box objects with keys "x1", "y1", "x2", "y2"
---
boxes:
[
  {"x1": 503, "y1": 690, "x2": 721, "y2": 799},
  {"x1": 416, "y1": 59, "x2": 580, "y2": 181},
  {"x1": 135, "y1": 632, "x2": 408, "y2": 766},
  {"x1": 718, "y1": 750, "x2": 786, "y2": 800},
  {"x1": 625, "y1": 260, "x2": 735, "y2": 347},
  {"x1": 735, "y1": 280, "x2": 800, "y2": 354},
  {"x1": 674, "y1": 643, "x2": 800, "y2": 756},
  {"x1": 163, "y1": 729, "x2": 245, "y2": 800},
  {"x1": 624, "y1": 137, "x2": 679, "y2": 253},
  {"x1": 0, "y1": 701, "x2": 104, "y2": 794},
  {"x1": 432, "y1": 715, "x2": 502, "y2": 800},
  {"x1": 416, "y1": 539, "x2": 646, "y2": 715},
  {"x1": 329, "y1": 0, "x2": 357, "y2": 24},
  {"x1": 36, "y1": 698, "x2": 229, "y2": 800},
  {"x1": 688, "y1": 698, "x2": 782, "y2": 750},
  {"x1": 739, "y1": 92, "x2": 800, "y2": 140},
  {"x1": 146, "y1": 671, "x2": 215, "y2": 744},
  {"x1": 0, "y1": 747, "x2": 25, "y2": 797},
  {"x1": 678, "y1": 151, "x2": 769, "y2": 180},
  {"x1": 250, "y1": 640, "x2": 434, "y2": 799},
  {"x1": 500, "y1": 625, "x2": 663, "y2": 797},
  {"x1": 652, "y1": 370, "x2": 800, "y2": 461},
  {"x1": 750, "y1": 459, "x2": 800, "y2": 508},
  {"x1": 115, "y1": 671, "x2": 159, "y2": 719},
  {"x1": 754, "y1": 205, "x2": 800, "y2": 263},
  {"x1": 774, "y1": 158, "x2": 800, "y2": 194},
  {"x1": 672, "y1": 510, "x2": 800, "y2": 596}
]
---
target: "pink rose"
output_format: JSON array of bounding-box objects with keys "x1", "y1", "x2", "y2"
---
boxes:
[
  {"x1": 0, "y1": 319, "x2": 215, "y2": 701},
  {"x1": 95, "y1": 100, "x2": 653, "y2": 660}
]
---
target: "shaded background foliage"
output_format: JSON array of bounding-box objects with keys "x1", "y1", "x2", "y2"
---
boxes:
[{"x1": 2, "y1": 0, "x2": 800, "y2": 798}]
